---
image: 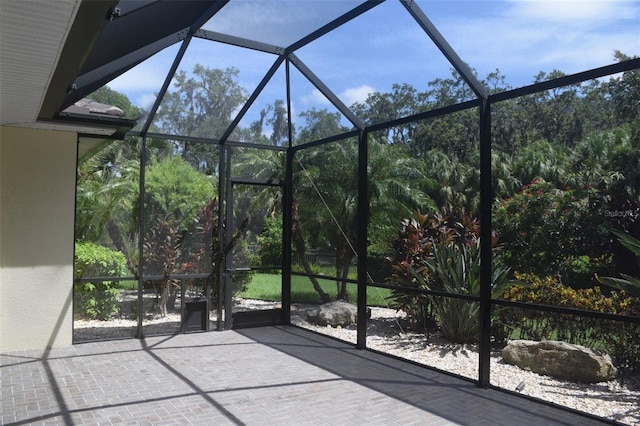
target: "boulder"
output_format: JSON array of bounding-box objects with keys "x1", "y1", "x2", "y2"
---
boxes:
[
  {"x1": 502, "y1": 340, "x2": 618, "y2": 383},
  {"x1": 306, "y1": 301, "x2": 357, "y2": 327}
]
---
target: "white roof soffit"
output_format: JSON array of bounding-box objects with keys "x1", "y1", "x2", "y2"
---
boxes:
[
  {"x1": 0, "y1": 0, "x2": 81, "y2": 127},
  {"x1": 0, "y1": 0, "x2": 125, "y2": 137}
]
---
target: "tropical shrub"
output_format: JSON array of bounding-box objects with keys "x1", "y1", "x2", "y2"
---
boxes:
[
  {"x1": 388, "y1": 212, "x2": 513, "y2": 343},
  {"x1": 597, "y1": 229, "x2": 640, "y2": 297},
  {"x1": 387, "y1": 212, "x2": 460, "y2": 331},
  {"x1": 499, "y1": 273, "x2": 607, "y2": 344},
  {"x1": 74, "y1": 241, "x2": 127, "y2": 320},
  {"x1": 493, "y1": 178, "x2": 611, "y2": 287},
  {"x1": 596, "y1": 230, "x2": 640, "y2": 376},
  {"x1": 421, "y1": 240, "x2": 481, "y2": 343},
  {"x1": 256, "y1": 213, "x2": 283, "y2": 271}
]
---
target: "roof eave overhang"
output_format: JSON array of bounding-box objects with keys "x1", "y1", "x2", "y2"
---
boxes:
[
  {"x1": 38, "y1": 0, "x2": 118, "y2": 122},
  {"x1": 51, "y1": 111, "x2": 137, "y2": 140}
]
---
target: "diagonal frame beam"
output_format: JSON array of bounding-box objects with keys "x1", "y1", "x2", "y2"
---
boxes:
[
  {"x1": 400, "y1": 0, "x2": 486, "y2": 99},
  {"x1": 140, "y1": 1, "x2": 231, "y2": 135},
  {"x1": 287, "y1": 0, "x2": 385, "y2": 54},
  {"x1": 140, "y1": 37, "x2": 192, "y2": 135},
  {"x1": 289, "y1": 54, "x2": 365, "y2": 130},
  {"x1": 218, "y1": 55, "x2": 286, "y2": 145},
  {"x1": 68, "y1": 30, "x2": 190, "y2": 109},
  {"x1": 64, "y1": 1, "x2": 230, "y2": 109},
  {"x1": 195, "y1": 29, "x2": 285, "y2": 55}
]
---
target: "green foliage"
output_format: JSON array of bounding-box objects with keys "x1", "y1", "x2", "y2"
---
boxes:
[
  {"x1": 156, "y1": 65, "x2": 247, "y2": 138},
  {"x1": 75, "y1": 139, "x2": 141, "y2": 275},
  {"x1": 420, "y1": 148, "x2": 477, "y2": 218},
  {"x1": 367, "y1": 142, "x2": 433, "y2": 253},
  {"x1": 144, "y1": 156, "x2": 214, "y2": 228},
  {"x1": 74, "y1": 241, "x2": 127, "y2": 320},
  {"x1": 500, "y1": 273, "x2": 608, "y2": 343},
  {"x1": 294, "y1": 135, "x2": 430, "y2": 300},
  {"x1": 597, "y1": 230, "x2": 640, "y2": 297},
  {"x1": 296, "y1": 108, "x2": 348, "y2": 144},
  {"x1": 74, "y1": 63, "x2": 640, "y2": 347},
  {"x1": 155, "y1": 65, "x2": 247, "y2": 173},
  {"x1": 511, "y1": 140, "x2": 570, "y2": 188},
  {"x1": 388, "y1": 211, "x2": 514, "y2": 343},
  {"x1": 239, "y1": 100, "x2": 292, "y2": 145},
  {"x1": 493, "y1": 178, "x2": 611, "y2": 286},
  {"x1": 607, "y1": 51, "x2": 640, "y2": 125},
  {"x1": 75, "y1": 241, "x2": 127, "y2": 278},
  {"x1": 256, "y1": 213, "x2": 283, "y2": 269},
  {"x1": 143, "y1": 157, "x2": 218, "y2": 314},
  {"x1": 388, "y1": 212, "x2": 464, "y2": 330},
  {"x1": 291, "y1": 263, "x2": 322, "y2": 275},
  {"x1": 500, "y1": 272, "x2": 640, "y2": 373},
  {"x1": 423, "y1": 239, "x2": 513, "y2": 343},
  {"x1": 142, "y1": 158, "x2": 217, "y2": 315},
  {"x1": 229, "y1": 238, "x2": 256, "y2": 296}
]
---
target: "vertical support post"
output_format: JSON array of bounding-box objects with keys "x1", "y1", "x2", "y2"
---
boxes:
[
  {"x1": 356, "y1": 130, "x2": 368, "y2": 349},
  {"x1": 282, "y1": 58, "x2": 293, "y2": 325},
  {"x1": 136, "y1": 136, "x2": 147, "y2": 339},
  {"x1": 224, "y1": 151, "x2": 234, "y2": 330},
  {"x1": 205, "y1": 276, "x2": 211, "y2": 331},
  {"x1": 216, "y1": 145, "x2": 226, "y2": 330},
  {"x1": 282, "y1": 148, "x2": 293, "y2": 324},
  {"x1": 180, "y1": 278, "x2": 186, "y2": 333},
  {"x1": 478, "y1": 98, "x2": 492, "y2": 386},
  {"x1": 285, "y1": 58, "x2": 293, "y2": 147}
]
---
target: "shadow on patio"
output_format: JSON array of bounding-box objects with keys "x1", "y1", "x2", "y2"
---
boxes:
[{"x1": 1, "y1": 326, "x2": 612, "y2": 425}]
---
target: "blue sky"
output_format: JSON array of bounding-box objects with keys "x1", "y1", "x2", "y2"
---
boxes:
[{"x1": 109, "y1": 0, "x2": 639, "y2": 127}]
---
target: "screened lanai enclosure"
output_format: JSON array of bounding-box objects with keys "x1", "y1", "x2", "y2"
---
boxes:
[{"x1": 71, "y1": 0, "x2": 640, "y2": 422}]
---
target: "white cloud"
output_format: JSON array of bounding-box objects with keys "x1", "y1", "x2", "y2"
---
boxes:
[
  {"x1": 108, "y1": 64, "x2": 167, "y2": 93},
  {"x1": 300, "y1": 88, "x2": 330, "y2": 106},
  {"x1": 340, "y1": 85, "x2": 376, "y2": 106},
  {"x1": 433, "y1": 0, "x2": 639, "y2": 86},
  {"x1": 299, "y1": 85, "x2": 375, "y2": 110},
  {"x1": 505, "y1": 0, "x2": 637, "y2": 23}
]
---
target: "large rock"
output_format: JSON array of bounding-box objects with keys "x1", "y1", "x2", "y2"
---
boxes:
[
  {"x1": 502, "y1": 340, "x2": 618, "y2": 383},
  {"x1": 306, "y1": 301, "x2": 357, "y2": 327}
]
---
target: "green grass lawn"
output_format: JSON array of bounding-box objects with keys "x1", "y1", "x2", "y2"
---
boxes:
[{"x1": 238, "y1": 273, "x2": 393, "y2": 307}]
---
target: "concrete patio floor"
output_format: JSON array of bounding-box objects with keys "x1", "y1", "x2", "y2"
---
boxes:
[{"x1": 1, "y1": 326, "x2": 612, "y2": 425}]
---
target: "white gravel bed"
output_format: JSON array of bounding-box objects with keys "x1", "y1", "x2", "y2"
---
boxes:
[{"x1": 291, "y1": 305, "x2": 640, "y2": 425}]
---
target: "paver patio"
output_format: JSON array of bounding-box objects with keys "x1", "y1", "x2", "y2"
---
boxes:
[{"x1": 1, "y1": 326, "x2": 611, "y2": 425}]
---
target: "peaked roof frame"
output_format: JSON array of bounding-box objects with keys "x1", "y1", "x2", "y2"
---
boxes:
[{"x1": 60, "y1": 0, "x2": 492, "y2": 146}]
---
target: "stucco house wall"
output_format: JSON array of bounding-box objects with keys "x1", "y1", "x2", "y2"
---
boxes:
[{"x1": 0, "y1": 126, "x2": 77, "y2": 352}]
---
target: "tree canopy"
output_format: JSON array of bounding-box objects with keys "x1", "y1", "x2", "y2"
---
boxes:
[{"x1": 80, "y1": 55, "x2": 639, "y2": 296}]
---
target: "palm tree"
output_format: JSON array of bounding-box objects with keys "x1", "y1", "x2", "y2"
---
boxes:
[
  {"x1": 367, "y1": 141, "x2": 434, "y2": 253},
  {"x1": 422, "y1": 148, "x2": 476, "y2": 218},
  {"x1": 490, "y1": 150, "x2": 521, "y2": 201},
  {"x1": 296, "y1": 138, "x2": 431, "y2": 300},
  {"x1": 76, "y1": 140, "x2": 141, "y2": 276},
  {"x1": 571, "y1": 128, "x2": 638, "y2": 200},
  {"x1": 231, "y1": 140, "x2": 333, "y2": 302},
  {"x1": 512, "y1": 139, "x2": 571, "y2": 189},
  {"x1": 296, "y1": 141, "x2": 358, "y2": 299}
]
